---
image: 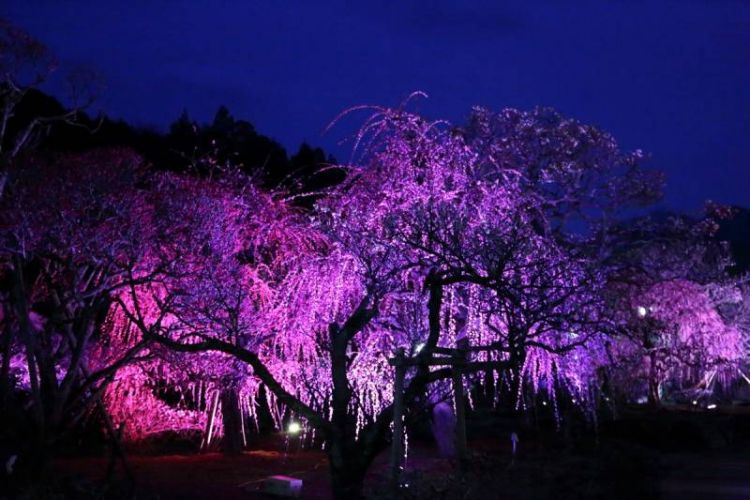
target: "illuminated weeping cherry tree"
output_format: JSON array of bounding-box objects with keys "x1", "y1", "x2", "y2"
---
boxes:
[
  {"x1": 323, "y1": 98, "x2": 661, "y2": 412},
  {"x1": 102, "y1": 172, "x2": 322, "y2": 449},
  {"x1": 112, "y1": 96, "x2": 666, "y2": 497},
  {"x1": 110, "y1": 168, "x2": 425, "y2": 496}
]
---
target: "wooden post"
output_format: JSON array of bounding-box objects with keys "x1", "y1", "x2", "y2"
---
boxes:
[
  {"x1": 390, "y1": 348, "x2": 406, "y2": 488},
  {"x1": 453, "y1": 338, "x2": 469, "y2": 468}
]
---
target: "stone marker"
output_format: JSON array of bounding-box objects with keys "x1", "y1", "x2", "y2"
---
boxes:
[
  {"x1": 263, "y1": 475, "x2": 303, "y2": 497},
  {"x1": 432, "y1": 401, "x2": 457, "y2": 458}
]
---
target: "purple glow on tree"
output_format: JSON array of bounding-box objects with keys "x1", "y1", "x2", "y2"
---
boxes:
[
  {"x1": 7, "y1": 93, "x2": 739, "y2": 498},
  {"x1": 321, "y1": 96, "x2": 654, "y2": 414},
  {"x1": 0, "y1": 149, "x2": 157, "y2": 459},
  {"x1": 97, "y1": 97, "x2": 673, "y2": 497},
  {"x1": 604, "y1": 204, "x2": 749, "y2": 405},
  {"x1": 611, "y1": 279, "x2": 745, "y2": 404}
]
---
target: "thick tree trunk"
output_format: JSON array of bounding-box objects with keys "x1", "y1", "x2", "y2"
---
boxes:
[
  {"x1": 327, "y1": 438, "x2": 368, "y2": 500},
  {"x1": 10, "y1": 260, "x2": 44, "y2": 429},
  {"x1": 0, "y1": 310, "x2": 12, "y2": 404},
  {"x1": 220, "y1": 386, "x2": 243, "y2": 455},
  {"x1": 327, "y1": 412, "x2": 388, "y2": 499},
  {"x1": 328, "y1": 322, "x2": 361, "y2": 498},
  {"x1": 325, "y1": 300, "x2": 379, "y2": 499}
]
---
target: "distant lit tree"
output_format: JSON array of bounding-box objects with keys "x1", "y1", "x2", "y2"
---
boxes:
[
  {"x1": 606, "y1": 208, "x2": 747, "y2": 405},
  {"x1": 612, "y1": 279, "x2": 744, "y2": 405}
]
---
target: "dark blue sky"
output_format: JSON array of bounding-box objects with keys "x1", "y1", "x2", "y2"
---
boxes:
[{"x1": 6, "y1": 1, "x2": 750, "y2": 210}]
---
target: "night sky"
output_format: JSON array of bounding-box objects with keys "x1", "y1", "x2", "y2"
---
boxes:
[{"x1": 6, "y1": 1, "x2": 750, "y2": 210}]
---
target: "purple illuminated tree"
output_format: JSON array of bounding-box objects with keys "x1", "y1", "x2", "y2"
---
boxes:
[
  {"x1": 606, "y1": 208, "x2": 747, "y2": 405},
  {"x1": 0, "y1": 149, "x2": 157, "y2": 473},
  {"x1": 614, "y1": 279, "x2": 744, "y2": 405},
  {"x1": 322, "y1": 100, "x2": 661, "y2": 412},
  {"x1": 110, "y1": 167, "x2": 409, "y2": 495},
  {"x1": 109, "y1": 97, "x2": 667, "y2": 497}
]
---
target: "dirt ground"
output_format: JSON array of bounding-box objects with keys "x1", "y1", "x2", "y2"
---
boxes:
[
  {"x1": 50, "y1": 445, "x2": 750, "y2": 499},
  {"x1": 52, "y1": 449, "x2": 333, "y2": 499},
  {"x1": 44, "y1": 407, "x2": 750, "y2": 499}
]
